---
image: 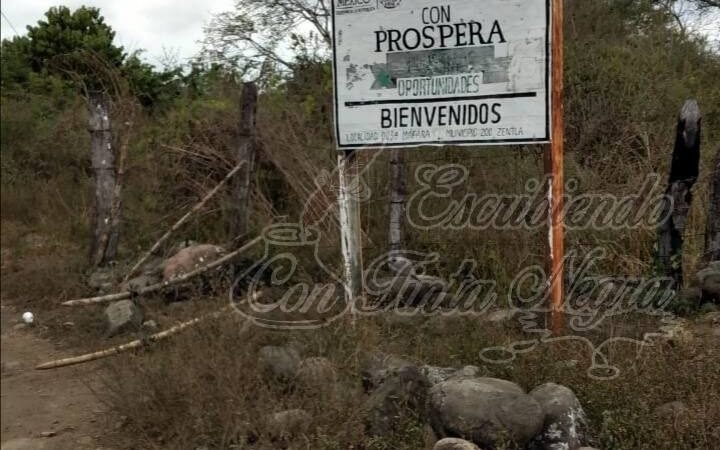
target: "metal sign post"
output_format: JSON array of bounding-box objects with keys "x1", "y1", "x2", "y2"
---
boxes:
[
  {"x1": 337, "y1": 149, "x2": 363, "y2": 307},
  {"x1": 330, "y1": 0, "x2": 563, "y2": 324}
]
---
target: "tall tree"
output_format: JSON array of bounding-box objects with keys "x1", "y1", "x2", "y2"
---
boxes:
[
  {"x1": 4, "y1": 6, "x2": 129, "y2": 267},
  {"x1": 203, "y1": 0, "x2": 330, "y2": 74}
]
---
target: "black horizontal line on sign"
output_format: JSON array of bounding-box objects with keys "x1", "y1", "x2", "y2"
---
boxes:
[{"x1": 344, "y1": 92, "x2": 538, "y2": 107}]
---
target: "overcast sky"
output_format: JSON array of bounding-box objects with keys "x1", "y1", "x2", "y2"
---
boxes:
[
  {"x1": 1, "y1": 1, "x2": 718, "y2": 67},
  {"x1": 0, "y1": 0, "x2": 236, "y2": 66}
]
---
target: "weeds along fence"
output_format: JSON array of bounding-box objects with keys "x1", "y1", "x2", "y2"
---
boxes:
[
  {"x1": 2, "y1": 71, "x2": 715, "y2": 298},
  {"x1": 110, "y1": 83, "x2": 717, "y2": 296}
]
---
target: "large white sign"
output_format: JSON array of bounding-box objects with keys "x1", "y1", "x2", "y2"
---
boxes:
[{"x1": 332, "y1": 0, "x2": 551, "y2": 149}]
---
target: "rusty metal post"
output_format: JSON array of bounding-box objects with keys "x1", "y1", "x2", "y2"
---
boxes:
[{"x1": 546, "y1": 0, "x2": 565, "y2": 334}]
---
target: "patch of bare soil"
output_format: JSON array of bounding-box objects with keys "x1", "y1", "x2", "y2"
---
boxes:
[{"x1": 1, "y1": 302, "x2": 115, "y2": 450}]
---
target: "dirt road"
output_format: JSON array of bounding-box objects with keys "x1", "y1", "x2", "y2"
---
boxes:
[{"x1": 1, "y1": 302, "x2": 112, "y2": 450}]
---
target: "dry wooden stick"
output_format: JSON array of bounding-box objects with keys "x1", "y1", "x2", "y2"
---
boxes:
[
  {"x1": 36, "y1": 305, "x2": 240, "y2": 370},
  {"x1": 122, "y1": 160, "x2": 247, "y2": 282},
  {"x1": 63, "y1": 235, "x2": 262, "y2": 306}
]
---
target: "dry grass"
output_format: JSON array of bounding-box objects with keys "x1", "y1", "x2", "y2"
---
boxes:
[{"x1": 94, "y1": 306, "x2": 720, "y2": 450}]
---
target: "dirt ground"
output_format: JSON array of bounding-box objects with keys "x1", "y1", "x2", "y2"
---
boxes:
[{"x1": 1, "y1": 301, "x2": 115, "y2": 450}]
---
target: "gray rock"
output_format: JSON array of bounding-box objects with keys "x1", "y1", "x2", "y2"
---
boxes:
[
  {"x1": 422, "y1": 365, "x2": 459, "y2": 386},
  {"x1": 654, "y1": 401, "x2": 689, "y2": 421},
  {"x1": 529, "y1": 383, "x2": 587, "y2": 450},
  {"x1": 142, "y1": 320, "x2": 159, "y2": 332},
  {"x1": 296, "y1": 357, "x2": 337, "y2": 388},
  {"x1": 361, "y1": 351, "x2": 415, "y2": 391},
  {"x1": 258, "y1": 345, "x2": 301, "y2": 380},
  {"x1": 103, "y1": 300, "x2": 143, "y2": 337},
  {"x1": 433, "y1": 438, "x2": 482, "y2": 450},
  {"x1": 697, "y1": 263, "x2": 720, "y2": 299},
  {"x1": 423, "y1": 365, "x2": 483, "y2": 386},
  {"x1": 87, "y1": 267, "x2": 115, "y2": 292},
  {"x1": 364, "y1": 363, "x2": 429, "y2": 438},
  {"x1": 120, "y1": 274, "x2": 160, "y2": 293},
  {"x1": 265, "y1": 409, "x2": 311, "y2": 439},
  {"x1": 428, "y1": 377, "x2": 544, "y2": 448}
]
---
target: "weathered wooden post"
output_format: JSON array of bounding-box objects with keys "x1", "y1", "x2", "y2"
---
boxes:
[
  {"x1": 657, "y1": 100, "x2": 701, "y2": 287},
  {"x1": 706, "y1": 145, "x2": 720, "y2": 262},
  {"x1": 232, "y1": 82, "x2": 258, "y2": 239},
  {"x1": 88, "y1": 91, "x2": 119, "y2": 266},
  {"x1": 388, "y1": 149, "x2": 407, "y2": 254}
]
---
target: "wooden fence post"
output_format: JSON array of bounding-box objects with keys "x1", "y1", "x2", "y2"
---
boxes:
[
  {"x1": 706, "y1": 145, "x2": 720, "y2": 262},
  {"x1": 338, "y1": 150, "x2": 363, "y2": 308},
  {"x1": 388, "y1": 149, "x2": 407, "y2": 254},
  {"x1": 232, "y1": 82, "x2": 258, "y2": 239},
  {"x1": 657, "y1": 99, "x2": 701, "y2": 287},
  {"x1": 88, "y1": 91, "x2": 118, "y2": 266}
]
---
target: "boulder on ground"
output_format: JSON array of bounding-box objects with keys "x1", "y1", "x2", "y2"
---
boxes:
[
  {"x1": 257, "y1": 345, "x2": 301, "y2": 381},
  {"x1": 120, "y1": 274, "x2": 160, "y2": 293},
  {"x1": 428, "y1": 377, "x2": 544, "y2": 448},
  {"x1": 697, "y1": 262, "x2": 720, "y2": 300},
  {"x1": 422, "y1": 365, "x2": 483, "y2": 387},
  {"x1": 529, "y1": 383, "x2": 587, "y2": 450},
  {"x1": 265, "y1": 408, "x2": 311, "y2": 439},
  {"x1": 422, "y1": 365, "x2": 459, "y2": 387},
  {"x1": 433, "y1": 438, "x2": 481, "y2": 450},
  {"x1": 162, "y1": 244, "x2": 225, "y2": 281},
  {"x1": 654, "y1": 400, "x2": 689, "y2": 422},
  {"x1": 296, "y1": 357, "x2": 337, "y2": 388},
  {"x1": 104, "y1": 300, "x2": 143, "y2": 337}
]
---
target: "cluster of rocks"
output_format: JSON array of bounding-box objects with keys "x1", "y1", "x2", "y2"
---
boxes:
[
  {"x1": 90, "y1": 243, "x2": 227, "y2": 337},
  {"x1": 257, "y1": 344, "x2": 597, "y2": 449}
]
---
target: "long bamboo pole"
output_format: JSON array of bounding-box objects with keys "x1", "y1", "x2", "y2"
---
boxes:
[
  {"x1": 122, "y1": 161, "x2": 247, "y2": 282},
  {"x1": 36, "y1": 305, "x2": 246, "y2": 370},
  {"x1": 63, "y1": 235, "x2": 262, "y2": 306}
]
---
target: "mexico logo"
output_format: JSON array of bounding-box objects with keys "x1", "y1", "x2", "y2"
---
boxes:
[
  {"x1": 336, "y1": 0, "x2": 375, "y2": 11},
  {"x1": 380, "y1": 0, "x2": 401, "y2": 8}
]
